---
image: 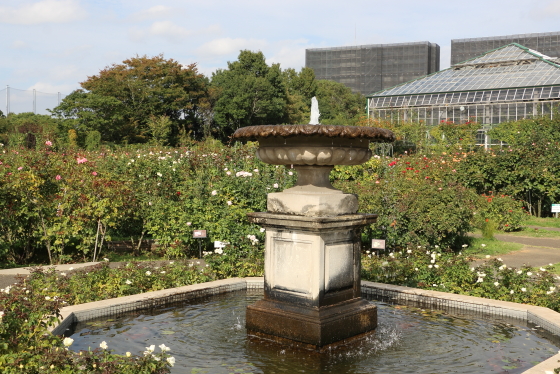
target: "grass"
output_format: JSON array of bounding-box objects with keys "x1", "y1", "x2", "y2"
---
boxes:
[
  {"x1": 464, "y1": 237, "x2": 523, "y2": 258},
  {"x1": 549, "y1": 262, "x2": 560, "y2": 275},
  {"x1": 525, "y1": 216, "x2": 560, "y2": 229},
  {"x1": 503, "y1": 227, "x2": 560, "y2": 238}
]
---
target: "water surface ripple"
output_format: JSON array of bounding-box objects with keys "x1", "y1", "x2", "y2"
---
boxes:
[{"x1": 70, "y1": 291, "x2": 559, "y2": 374}]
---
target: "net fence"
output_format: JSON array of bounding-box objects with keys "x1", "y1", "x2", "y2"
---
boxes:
[{"x1": 0, "y1": 87, "x2": 66, "y2": 116}]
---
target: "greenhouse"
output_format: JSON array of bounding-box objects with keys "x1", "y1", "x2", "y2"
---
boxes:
[{"x1": 367, "y1": 43, "x2": 560, "y2": 147}]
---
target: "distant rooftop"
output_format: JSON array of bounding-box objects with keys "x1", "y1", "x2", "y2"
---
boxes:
[
  {"x1": 306, "y1": 41, "x2": 436, "y2": 52},
  {"x1": 369, "y1": 43, "x2": 560, "y2": 97},
  {"x1": 452, "y1": 31, "x2": 560, "y2": 43}
]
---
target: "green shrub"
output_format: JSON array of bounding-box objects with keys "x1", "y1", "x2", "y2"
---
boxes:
[
  {"x1": 356, "y1": 158, "x2": 478, "y2": 249},
  {"x1": 0, "y1": 265, "x2": 179, "y2": 373},
  {"x1": 362, "y1": 248, "x2": 560, "y2": 311},
  {"x1": 475, "y1": 193, "x2": 528, "y2": 231}
]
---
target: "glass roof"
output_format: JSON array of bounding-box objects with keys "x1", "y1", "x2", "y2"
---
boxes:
[{"x1": 369, "y1": 44, "x2": 560, "y2": 97}]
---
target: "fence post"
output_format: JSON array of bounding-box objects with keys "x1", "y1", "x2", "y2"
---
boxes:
[{"x1": 6, "y1": 85, "x2": 8, "y2": 116}]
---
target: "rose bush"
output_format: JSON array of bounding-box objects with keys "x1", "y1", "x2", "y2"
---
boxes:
[
  {"x1": 0, "y1": 141, "x2": 296, "y2": 266},
  {"x1": 0, "y1": 262, "x2": 196, "y2": 373}
]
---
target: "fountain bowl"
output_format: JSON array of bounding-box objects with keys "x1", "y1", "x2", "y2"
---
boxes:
[{"x1": 232, "y1": 124, "x2": 395, "y2": 166}]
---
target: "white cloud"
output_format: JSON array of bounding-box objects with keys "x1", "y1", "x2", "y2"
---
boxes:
[
  {"x1": 196, "y1": 37, "x2": 268, "y2": 57},
  {"x1": 0, "y1": 0, "x2": 86, "y2": 25},
  {"x1": 131, "y1": 5, "x2": 178, "y2": 21},
  {"x1": 150, "y1": 21, "x2": 192, "y2": 40},
  {"x1": 28, "y1": 81, "x2": 75, "y2": 94},
  {"x1": 128, "y1": 21, "x2": 193, "y2": 43},
  {"x1": 266, "y1": 39, "x2": 309, "y2": 69},
  {"x1": 11, "y1": 40, "x2": 28, "y2": 49}
]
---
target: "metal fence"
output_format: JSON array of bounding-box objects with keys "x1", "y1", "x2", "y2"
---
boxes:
[{"x1": 0, "y1": 86, "x2": 66, "y2": 116}]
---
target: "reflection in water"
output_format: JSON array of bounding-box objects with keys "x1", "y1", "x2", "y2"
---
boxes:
[{"x1": 70, "y1": 291, "x2": 559, "y2": 374}]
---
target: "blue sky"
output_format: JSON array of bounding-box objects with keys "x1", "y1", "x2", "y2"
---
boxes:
[{"x1": 1, "y1": 0, "x2": 560, "y2": 97}]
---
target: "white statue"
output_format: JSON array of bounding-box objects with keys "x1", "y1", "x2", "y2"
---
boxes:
[{"x1": 309, "y1": 97, "x2": 320, "y2": 125}]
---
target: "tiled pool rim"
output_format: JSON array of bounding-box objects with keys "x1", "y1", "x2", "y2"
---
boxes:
[{"x1": 53, "y1": 278, "x2": 560, "y2": 374}]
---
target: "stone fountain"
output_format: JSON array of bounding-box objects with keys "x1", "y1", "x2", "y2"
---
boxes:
[{"x1": 232, "y1": 98, "x2": 395, "y2": 351}]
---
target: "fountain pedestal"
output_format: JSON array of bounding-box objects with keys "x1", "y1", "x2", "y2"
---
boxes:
[
  {"x1": 245, "y1": 212, "x2": 377, "y2": 349},
  {"x1": 232, "y1": 124, "x2": 395, "y2": 350}
]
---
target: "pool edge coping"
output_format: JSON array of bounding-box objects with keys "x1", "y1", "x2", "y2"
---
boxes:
[{"x1": 53, "y1": 278, "x2": 560, "y2": 374}]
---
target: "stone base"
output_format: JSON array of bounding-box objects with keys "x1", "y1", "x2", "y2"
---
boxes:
[
  {"x1": 267, "y1": 191, "x2": 358, "y2": 217},
  {"x1": 246, "y1": 298, "x2": 377, "y2": 349}
]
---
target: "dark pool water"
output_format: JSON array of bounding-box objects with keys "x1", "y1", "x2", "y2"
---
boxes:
[{"x1": 69, "y1": 291, "x2": 559, "y2": 374}]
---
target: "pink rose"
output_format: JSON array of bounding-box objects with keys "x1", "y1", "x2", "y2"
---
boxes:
[
  {"x1": 92, "y1": 171, "x2": 97, "y2": 176},
  {"x1": 77, "y1": 157, "x2": 88, "y2": 164},
  {"x1": 45, "y1": 141, "x2": 52, "y2": 146},
  {"x1": 55, "y1": 175, "x2": 61, "y2": 180}
]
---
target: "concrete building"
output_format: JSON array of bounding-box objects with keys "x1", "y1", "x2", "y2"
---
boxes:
[
  {"x1": 305, "y1": 42, "x2": 440, "y2": 96},
  {"x1": 451, "y1": 31, "x2": 560, "y2": 66}
]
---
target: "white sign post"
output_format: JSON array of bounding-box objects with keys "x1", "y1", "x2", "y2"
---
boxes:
[
  {"x1": 552, "y1": 204, "x2": 560, "y2": 218},
  {"x1": 193, "y1": 230, "x2": 207, "y2": 258},
  {"x1": 371, "y1": 239, "x2": 386, "y2": 256}
]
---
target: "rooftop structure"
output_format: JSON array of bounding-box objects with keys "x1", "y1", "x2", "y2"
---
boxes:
[
  {"x1": 367, "y1": 44, "x2": 560, "y2": 148},
  {"x1": 305, "y1": 42, "x2": 440, "y2": 96},
  {"x1": 451, "y1": 31, "x2": 560, "y2": 66}
]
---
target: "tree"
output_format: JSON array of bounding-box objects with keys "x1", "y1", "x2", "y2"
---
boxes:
[
  {"x1": 315, "y1": 80, "x2": 365, "y2": 125},
  {"x1": 282, "y1": 67, "x2": 317, "y2": 124},
  {"x1": 51, "y1": 90, "x2": 125, "y2": 144},
  {"x1": 51, "y1": 55, "x2": 210, "y2": 144},
  {"x1": 457, "y1": 115, "x2": 560, "y2": 217},
  {"x1": 211, "y1": 50, "x2": 287, "y2": 138}
]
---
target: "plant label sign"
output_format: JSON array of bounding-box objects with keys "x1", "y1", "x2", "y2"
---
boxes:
[
  {"x1": 552, "y1": 204, "x2": 560, "y2": 213},
  {"x1": 214, "y1": 241, "x2": 228, "y2": 248},
  {"x1": 193, "y1": 230, "x2": 207, "y2": 238},
  {"x1": 371, "y1": 239, "x2": 386, "y2": 250}
]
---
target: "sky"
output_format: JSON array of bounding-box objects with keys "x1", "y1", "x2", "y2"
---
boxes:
[{"x1": 1, "y1": 0, "x2": 560, "y2": 103}]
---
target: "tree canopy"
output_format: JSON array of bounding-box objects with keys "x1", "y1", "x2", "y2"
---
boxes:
[
  {"x1": 46, "y1": 51, "x2": 367, "y2": 145},
  {"x1": 52, "y1": 55, "x2": 210, "y2": 145},
  {"x1": 211, "y1": 50, "x2": 287, "y2": 138}
]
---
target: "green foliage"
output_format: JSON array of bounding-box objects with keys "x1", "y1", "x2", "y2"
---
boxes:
[
  {"x1": 67, "y1": 129, "x2": 78, "y2": 149},
  {"x1": 480, "y1": 219, "x2": 497, "y2": 239},
  {"x1": 355, "y1": 154, "x2": 479, "y2": 249},
  {"x1": 362, "y1": 248, "x2": 560, "y2": 311},
  {"x1": 282, "y1": 67, "x2": 317, "y2": 124},
  {"x1": 84, "y1": 130, "x2": 101, "y2": 151},
  {"x1": 0, "y1": 141, "x2": 296, "y2": 265},
  {"x1": 315, "y1": 80, "x2": 364, "y2": 125},
  {"x1": 26, "y1": 262, "x2": 213, "y2": 304},
  {"x1": 0, "y1": 262, "x2": 216, "y2": 373},
  {"x1": 146, "y1": 115, "x2": 172, "y2": 146},
  {"x1": 475, "y1": 193, "x2": 527, "y2": 231},
  {"x1": 455, "y1": 115, "x2": 560, "y2": 217},
  {"x1": 0, "y1": 113, "x2": 62, "y2": 149},
  {"x1": 52, "y1": 55, "x2": 210, "y2": 145},
  {"x1": 429, "y1": 120, "x2": 480, "y2": 151},
  {"x1": 205, "y1": 241, "x2": 264, "y2": 279},
  {"x1": 211, "y1": 50, "x2": 287, "y2": 137}
]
